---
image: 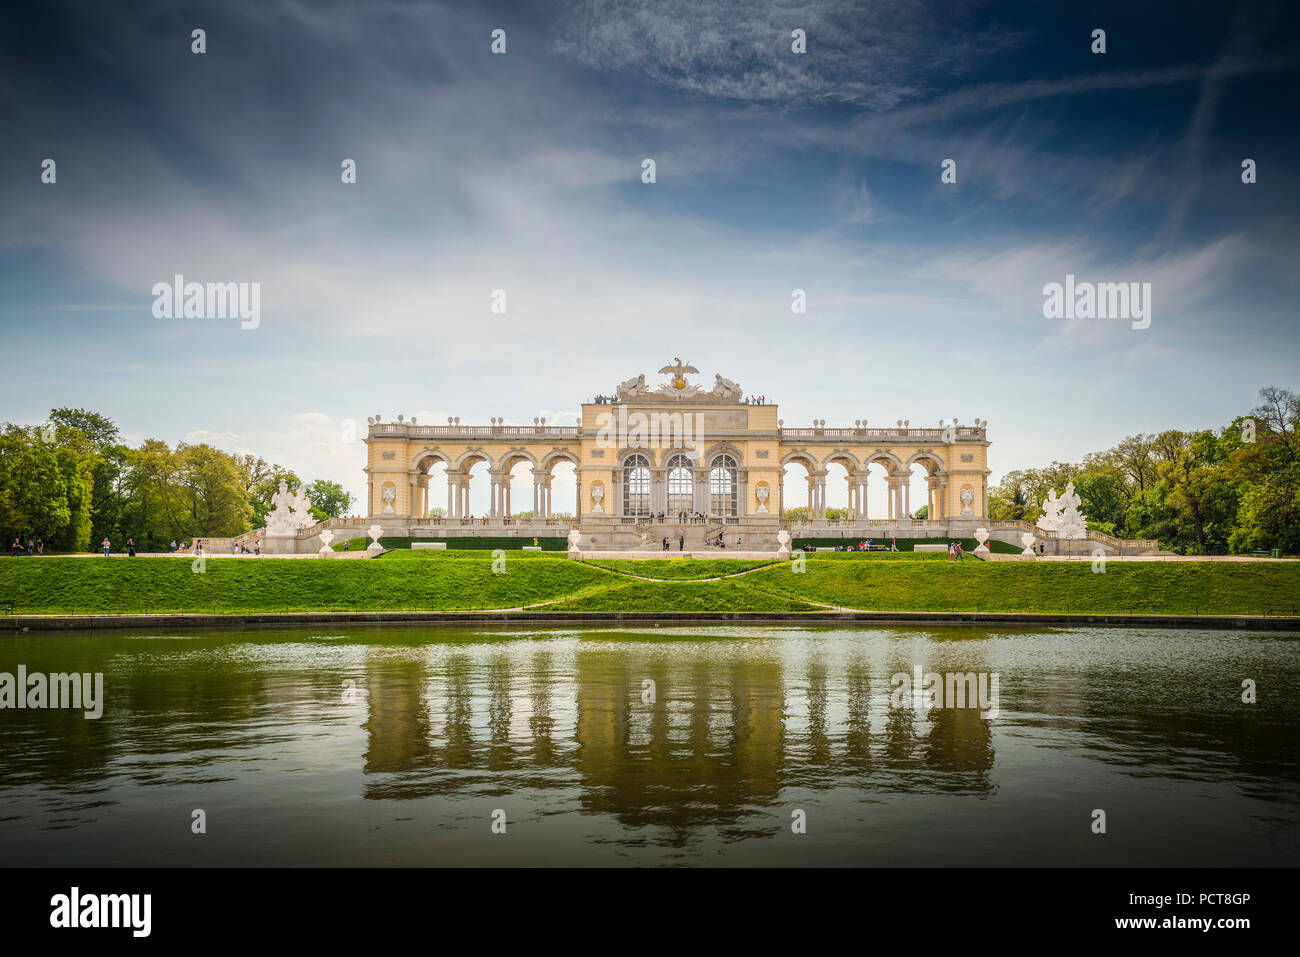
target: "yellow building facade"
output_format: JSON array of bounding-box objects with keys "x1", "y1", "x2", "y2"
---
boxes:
[{"x1": 361, "y1": 362, "x2": 991, "y2": 547}]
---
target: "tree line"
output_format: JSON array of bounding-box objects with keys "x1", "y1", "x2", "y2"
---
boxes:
[
  {"x1": 988, "y1": 386, "x2": 1299, "y2": 555},
  {"x1": 0, "y1": 408, "x2": 355, "y2": 552}
]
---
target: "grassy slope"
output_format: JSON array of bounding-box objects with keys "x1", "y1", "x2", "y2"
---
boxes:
[
  {"x1": 1, "y1": 552, "x2": 1297, "y2": 616},
  {"x1": 582, "y1": 558, "x2": 777, "y2": 579},
  {"x1": 0, "y1": 555, "x2": 611, "y2": 613},
  {"x1": 747, "y1": 558, "x2": 1300, "y2": 615}
]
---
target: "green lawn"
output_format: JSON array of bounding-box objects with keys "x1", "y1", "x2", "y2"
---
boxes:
[
  {"x1": 746, "y1": 558, "x2": 1300, "y2": 616},
  {"x1": 1, "y1": 552, "x2": 1297, "y2": 617},
  {"x1": 0, "y1": 554, "x2": 610, "y2": 613},
  {"x1": 582, "y1": 557, "x2": 778, "y2": 579}
]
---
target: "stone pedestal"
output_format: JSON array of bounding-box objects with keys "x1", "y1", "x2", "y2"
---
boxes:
[{"x1": 263, "y1": 534, "x2": 297, "y2": 555}]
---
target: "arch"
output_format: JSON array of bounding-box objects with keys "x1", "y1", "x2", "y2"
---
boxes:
[
  {"x1": 412, "y1": 448, "x2": 451, "y2": 472},
  {"x1": 540, "y1": 448, "x2": 580, "y2": 473},
  {"x1": 906, "y1": 450, "x2": 945, "y2": 474},
  {"x1": 822, "y1": 450, "x2": 861, "y2": 472},
  {"x1": 780, "y1": 449, "x2": 819, "y2": 471},
  {"x1": 702, "y1": 441, "x2": 744, "y2": 466},
  {"x1": 497, "y1": 447, "x2": 538, "y2": 471},
  {"x1": 861, "y1": 449, "x2": 905, "y2": 474},
  {"x1": 664, "y1": 452, "x2": 694, "y2": 514},
  {"x1": 455, "y1": 449, "x2": 493, "y2": 471},
  {"x1": 622, "y1": 452, "x2": 651, "y2": 518},
  {"x1": 708, "y1": 453, "x2": 739, "y2": 517}
]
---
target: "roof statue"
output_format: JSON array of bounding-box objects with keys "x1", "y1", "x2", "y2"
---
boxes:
[{"x1": 614, "y1": 358, "x2": 741, "y2": 403}]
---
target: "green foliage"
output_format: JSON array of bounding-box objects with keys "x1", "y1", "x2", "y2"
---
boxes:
[
  {"x1": 3, "y1": 553, "x2": 1298, "y2": 617},
  {"x1": 304, "y1": 479, "x2": 355, "y2": 521},
  {"x1": 988, "y1": 386, "x2": 1300, "y2": 555}
]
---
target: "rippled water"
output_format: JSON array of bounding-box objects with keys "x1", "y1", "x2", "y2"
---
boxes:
[{"x1": 0, "y1": 624, "x2": 1296, "y2": 866}]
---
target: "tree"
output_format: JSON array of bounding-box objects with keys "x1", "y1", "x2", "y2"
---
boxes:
[
  {"x1": 175, "y1": 444, "x2": 253, "y2": 536},
  {"x1": 304, "y1": 479, "x2": 355, "y2": 521}
]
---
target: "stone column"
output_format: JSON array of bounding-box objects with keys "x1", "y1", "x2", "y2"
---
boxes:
[
  {"x1": 778, "y1": 468, "x2": 785, "y2": 518},
  {"x1": 737, "y1": 469, "x2": 748, "y2": 518},
  {"x1": 367, "y1": 477, "x2": 374, "y2": 518},
  {"x1": 694, "y1": 468, "x2": 709, "y2": 516},
  {"x1": 904, "y1": 480, "x2": 910, "y2": 519}
]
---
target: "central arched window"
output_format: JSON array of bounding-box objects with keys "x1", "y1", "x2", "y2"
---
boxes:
[
  {"x1": 709, "y1": 454, "x2": 738, "y2": 516},
  {"x1": 623, "y1": 454, "x2": 650, "y2": 517},
  {"x1": 666, "y1": 453, "x2": 694, "y2": 514}
]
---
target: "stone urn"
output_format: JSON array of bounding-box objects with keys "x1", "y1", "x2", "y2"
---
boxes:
[
  {"x1": 1020, "y1": 530, "x2": 1037, "y2": 558},
  {"x1": 366, "y1": 524, "x2": 384, "y2": 551},
  {"x1": 318, "y1": 529, "x2": 335, "y2": 557},
  {"x1": 974, "y1": 527, "x2": 990, "y2": 554},
  {"x1": 776, "y1": 528, "x2": 791, "y2": 559}
]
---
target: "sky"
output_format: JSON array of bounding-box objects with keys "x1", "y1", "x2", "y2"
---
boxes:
[{"x1": 1, "y1": 0, "x2": 1298, "y2": 516}]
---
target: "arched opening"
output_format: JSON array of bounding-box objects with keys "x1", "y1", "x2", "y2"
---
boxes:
[
  {"x1": 708, "y1": 454, "x2": 738, "y2": 517},
  {"x1": 862, "y1": 458, "x2": 896, "y2": 520},
  {"x1": 623, "y1": 453, "x2": 651, "y2": 518},
  {"x1": 665, "y1": 453, "x2": 694, "y2": 515},
  {"x1": 416, "y1": 454, "x2": 450, "y2": 520},
  {"x1": 906, "y1": 455, "x2": 944, "y2": 521},
  {"x1": 461, "y1": 455, "x2": 491, "y2": 519},
  {"x1": 824, "y1": 457, "x2": 853, "y2": 520},
  {"x1": 546, "y1": 458, "x2": 577, "y2": 520},
  {"x1": 780, "y1": 457, "x2": 814, "y2": 522}
]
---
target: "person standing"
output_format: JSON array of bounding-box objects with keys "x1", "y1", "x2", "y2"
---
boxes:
[
  {"x1": 102, "y1": 537, "x2": 111, "y2": 557},
  {"x1": 678, "y1": 533, "x2": 684, "y2": 551},
  {"x1": 10, "y1": 538, "x2": 21, "y2": 557},
  {"x1": 36, "y1": 539, "x2": 43, "y2": 555},
  {"x1": 127, "y1": 537, "x2": 136, "y2": 557}
]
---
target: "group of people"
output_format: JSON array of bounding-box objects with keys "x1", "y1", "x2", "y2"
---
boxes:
[
  {"x1": 101, "y1": 537, "x2": 138, "y2": 556},
  {"x1": 948, "y1": 541, "x2": 965, "y2": 560},
  {"x1": 826, "y1": 535, "x2": 899, "y2": 548},
  {"x1": 9, "y1": 538, "x2": 44, "y2": 556},
  {"x1": 648, "y1": 511, "x2": 712, "y2": 524},
  {"x1": 656, "y1": 533, "x2": 739, "y2": 550},
  {"x1": 743, "y1": 395, "x2": 768, "y2": 405}
]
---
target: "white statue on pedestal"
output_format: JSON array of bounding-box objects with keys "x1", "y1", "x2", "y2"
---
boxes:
[
  {"x1": 318, "y1": 529, "x2": 334, "y2": 557},
  {"x1": 974, "y1": 527, "x2": 990, "y2": 554},
  {"x1": 776, "y1": 529, "x2": 791, "y2": 559},
  {"x1": 1056, "y1": 482, "x2": 1087, "y2": 540},
  {"x1": 960, "y1": 487, "x2": 974, "y2": 516},
  {"x1": 291, "y1": 486, "x2": 314, "y2": 529},
  {"x1": 755, "y1": 485, "x2": 770, "y2": 513},
  {"x1": 591, "y1": 485, "x2": 604, "y2": 513},
  {"x1": 366, "y1": 524, "x2": 384, "y2": 551},
  {"x1": 1020, "y1": 530, "x2": 1037, "y2": 558},
  {"x1": 567, "y1": 528, "x2": 583, "y2": 555},
  {"x1": 1037, "y1": 483, "x2": 1087, "y2": 540},
  {"x1": 381, "y1": 486, "x2": 396, "y2": 516},
  {"x1": 1037, "y1": 488, "x2": 1063, "y2": 533},
  {"x1": 266, "y1": 479, "x2": 296, "y2": 537}
]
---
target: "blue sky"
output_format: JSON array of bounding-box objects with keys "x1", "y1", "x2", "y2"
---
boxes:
[{"x1": 2, "y1": 0, "x2": 1298, "y2": 515}]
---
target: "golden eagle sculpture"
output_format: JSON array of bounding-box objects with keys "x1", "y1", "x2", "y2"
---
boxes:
[{"x1": 658, "y1": 357, "x2": 700, "y2": 391}]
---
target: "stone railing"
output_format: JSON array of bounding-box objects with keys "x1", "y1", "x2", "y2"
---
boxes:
[
  {"x1": 369, "y1": 423, "x2": 581, "y2": 439},
  {"x1": 778, "y1": 426, "x2": 986, "y2": 441},
  {"x1": 990, "y1": 519, "x2": 1160, "y2": 552}
]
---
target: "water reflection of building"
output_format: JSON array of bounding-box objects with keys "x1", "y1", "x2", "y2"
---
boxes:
[{"x1": 357, "y1": 640, "x2": 999, "y2": 815}]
